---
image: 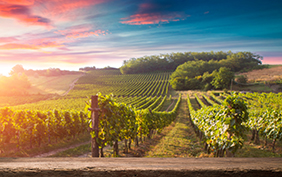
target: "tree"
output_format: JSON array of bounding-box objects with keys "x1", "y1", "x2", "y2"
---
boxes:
[
  {"x1": 236, "y1": 75, "x2": 248, "y2": 84},
  {"x1": 9, "y1": 64, "x2": 24, "y2": 75},
  {"x1": 211, "y1": 67, "x2": 234, "y2": 89}
]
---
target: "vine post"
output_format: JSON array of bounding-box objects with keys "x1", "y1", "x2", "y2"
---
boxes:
[{"x1": 90, "y1": 95, "x2": 99, "y2": 157}]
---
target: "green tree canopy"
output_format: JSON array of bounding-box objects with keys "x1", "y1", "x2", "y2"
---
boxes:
[
  {"x1": 120, "y1": 51, "x2": 262, "y2": 75},
  {"x1": 169, "y1": 51, "x2": 262, "y2": 90},
  {"x1": 211, "y1": 67, "x2": 234, "y2": 89}
]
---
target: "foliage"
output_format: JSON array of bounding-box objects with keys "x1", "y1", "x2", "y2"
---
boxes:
[
  {"x1": 0, "y1": 73, "x2": 31, "y2": 96},
  {"x1": 169, "y1": 51, "x2": 262, "y2": 90},
  {"x1": 211, "y1": 67, "x2": 234, "y2": 89},
  {"x1": 9, "y1": 64, "x2": 25, "y2": 75},
  {"x1": 9, "y1": 64, "x2": 81, "y2": 77},
  {"x1": 235, "y1": 75, "x2": 248, "y2": 84},
  {"x1": 188, "y1": 92, "x2": 249, "y2": 156},
  {"x1": 239, "y1": 92, "x2": 282, "y2": 149},
  {"x1": 86, "y1": 93, "x2": 181, "y2": 155},
  {"x1": 0, "y1": 108, "x2": 88, "y2": 148}
]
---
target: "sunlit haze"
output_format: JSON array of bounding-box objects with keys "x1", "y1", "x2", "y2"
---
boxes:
[{"x1": 0, "y1": 0, "x2": 282, "y2": 76}]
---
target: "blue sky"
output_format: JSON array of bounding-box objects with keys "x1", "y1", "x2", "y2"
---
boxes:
[{"x1": 0, "y1": 0, "x2": 281, "y2": 75}]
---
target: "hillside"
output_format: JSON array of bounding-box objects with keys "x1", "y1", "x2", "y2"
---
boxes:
[
  {"x1": 1, "y1": 70, "x2": 281, "y2": 158},
  {"x1": 27, "y1": 73, "x2": 84, "y2": 95},
  {"x1": 235, "y1": 65, "x2": 282, "y2": 92},
  {"x1": 238, "y1": 65, "x2": 282, "y2": 83}
]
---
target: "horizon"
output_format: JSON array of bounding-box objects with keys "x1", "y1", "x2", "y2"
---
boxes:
[{"x1": 0, "y1": 0, "x2": 282, "y2": 76}]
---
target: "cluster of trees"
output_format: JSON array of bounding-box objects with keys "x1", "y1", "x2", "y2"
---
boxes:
[
  {"x1": 10, "y1": 64, "x2": 80, "y2": 77},
  {"x1": 170, "y1": 52, "x2": 263, "y2": 90},
  {"x1": 120, "y1": 51, "x2": 263, "y2": 74},
  {"x1": 170, "y1": 66, "x2": 234, "y2": 90},
  {"x1": 0, "y1": 73, "x2": 31, "y2": 96}
]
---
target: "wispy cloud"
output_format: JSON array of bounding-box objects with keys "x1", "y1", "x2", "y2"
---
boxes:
[
  {"x1": 0, "y1": 24, "x2": 108, "y2": 52},
  {"x1": 0, "y1": 0, "x2": 108, "y2": 27},
  {"x1": 36, "y1": 0, "x2": 108, "y2": 21},
  {"x1": 0, "y1": 41, "x2": 63, "y2": 50},
  {"x1": 0, "y1": 4, "x2": 51, "y2": 27},
  {"x1": 120, "y1": 3, "x2": 189, "y2": 25},
  {"x1": 55, "y1": 25, "x2": 107, "y2": 39},
  {"x1": 0, "y1": 0, "x2": 35, "y2": 5},
  {"x1": 0, "y1": 37, "x2": 18, "y2": 43},
  {"x1": 120, "y1": 13, "x2": 186, "y2": 25}
]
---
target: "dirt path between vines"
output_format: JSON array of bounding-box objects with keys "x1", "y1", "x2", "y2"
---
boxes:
[
  {"x1": 33, "y1": 141, "x2": 90, "y2": 157},
  {"x1": 165, "y1": 99, "x2": 175, "y2": 112},
  {"x1": 61, "y1": 73, "x2": 85, "y2": 96}
]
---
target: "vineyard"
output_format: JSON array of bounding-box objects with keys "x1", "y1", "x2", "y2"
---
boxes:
[
  {"x1": 0, "y1": 70, "x2": 281, "y2": 157},
  {"x1": 0, "y1": 70, "x2": 178, "y2": 156},
  {"x1": 186, "y1": 91, "x2": 282, "y2": 157}
]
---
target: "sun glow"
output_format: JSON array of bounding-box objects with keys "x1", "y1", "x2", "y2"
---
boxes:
[{"x1": 0, "y1": 64, "x2": 13, "y2": 76}]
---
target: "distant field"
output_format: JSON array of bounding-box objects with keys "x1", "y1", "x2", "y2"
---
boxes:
[
  {"x1": 27, "y1": 73, "x2": 84, "y2": 95},
  {"x1": 238, "y1": 65, "x2": 282, "y2": 83}
]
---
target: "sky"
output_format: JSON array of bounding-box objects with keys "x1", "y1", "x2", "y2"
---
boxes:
[{"x1": 0, "y1": 0, "x2": 282, "y2": 75}]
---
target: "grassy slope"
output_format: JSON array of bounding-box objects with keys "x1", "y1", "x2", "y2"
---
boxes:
[
  {"x1": 27, "y1": 74, "x2": 84, "y2": 95},
  {"x1": 238, "y1": 66, "x2": 282, "y2": 83}
]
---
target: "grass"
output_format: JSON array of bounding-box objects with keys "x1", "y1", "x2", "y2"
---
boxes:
[
  {"x1": 28, "y1": 74, "x2": 84, "y2": 95},
  {"x1": 145, "y1": 100, "x2": 204, "y2": 157},
  {"x1": 265, "y1": 64, "x2": 282, "y2": 69},
  {"x1": 238, "y1": 65, "x2": 282, "y2": 83},
  {"x1": 236, "y1": 142, "x2": 282, "y2": 157},
  {"x1": 232, "y1": 83, "x2": 273, "y2": 92}
]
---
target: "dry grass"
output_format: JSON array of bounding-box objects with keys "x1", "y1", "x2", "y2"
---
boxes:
[{"x1": 238, "y1": 66, "x2": 282, "y2": 83}]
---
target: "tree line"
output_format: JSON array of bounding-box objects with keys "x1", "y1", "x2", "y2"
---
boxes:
[
  {"x1": 10, "y1": 64, "x2": 80, "y2": 77},
  {"x1": 120, "y1": 51, "x2": 263, "y2": 75},
  {"x1": 0, "y1": 64, "x2": 81, "y2": 96}
]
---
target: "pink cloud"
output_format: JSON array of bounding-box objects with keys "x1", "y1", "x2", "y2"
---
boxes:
[
  {"x1": 55, "y1": 25, "x2": 107, "y2": 39},
  {"x1": 120, "y1": 13, "x2": 186, "y2": 25},
  {"x1": 0, "y1": 4, "x2": 51, "y2": 27},
  {"x1": 0, "y1": 0, "x2": 35, "y2": 5},
  {"x1": 0, "y1": 37, "x2": 18, "y2": 43},
  {"x1": 0, "y1": 39, "x2": 64, "y2": 50},
  {"x1": 0, "y1": 0, "x2": 108, "y2": 27},
  {"x1": 120, "y1": 3, "x2": 189, "y2": 25},
  {"x1": 36, "y1": 0, "x2": 108, "y2": 21}
]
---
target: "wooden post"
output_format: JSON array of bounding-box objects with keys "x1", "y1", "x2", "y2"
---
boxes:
[{"x1": 91, "y1": 95, "x2": 99, "y2": 157}]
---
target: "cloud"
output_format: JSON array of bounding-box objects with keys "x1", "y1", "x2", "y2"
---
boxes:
[
  {"x1": 36, "y1": 0, "x2": 108, "y2": 21},
  {"x1": 0, "y1": 4, "x2": 51, "y2": 27},
  {"x1": 55, "y1": 25, "x2": 107, "y2": 39},
  {"x1": 0, "y1": 0, "x2": 34, "y2": 5},
  {"x1": 0, "y1": 37, "x2": 18, "y2": 43},
  {"x1": 0, "y1": 0, "x2": 109, "y2": 27},
  {"x1": 204, "y1": 11, "x2": 209, "y2": 14},
  {"x1": 120, "y1": 13, "x2": 186, "y2": 25},
  {"x1": 120, "y1": 3, "x2": 189, "y2": 25},
  {"x1": 0, "y1": 41, "x2": 63, "y2": 50}
]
